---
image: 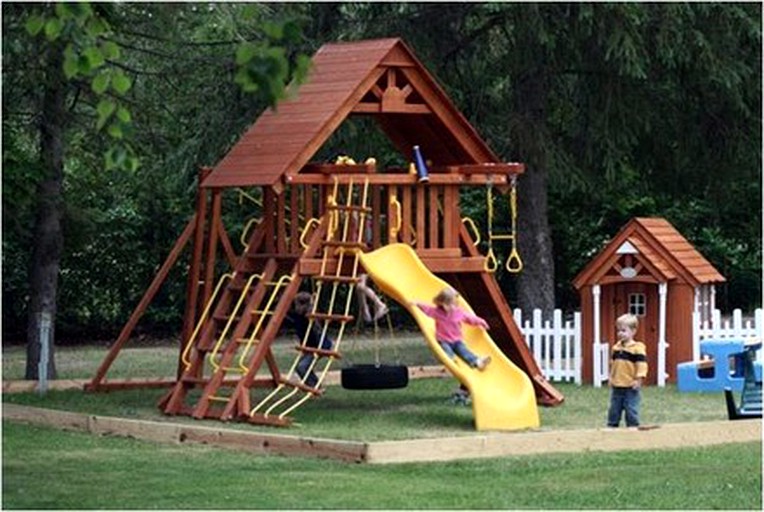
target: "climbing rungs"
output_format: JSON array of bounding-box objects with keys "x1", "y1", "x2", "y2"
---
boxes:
[
  {"x1": 295, "y1": 345, "x2": 342, "y2": 359},
  {"x1": 251, "y1": 309, "x2": 274, "y2": 316},
  {"x1": 308, "y1": 312, "x2": 353, "y2": 322},
  {"x1": 279, "y1": 377, "x2": 324, "y2": 396},
  {"x1": 208, "y1": 395, "x2": 232, "y2": 403},
  {"x1": 235, "y1": 337, "x2": 258, "y2": 344},
  {"x1": 490, "y1": 234, "x2": 516, "y2": 240},
  {"x1": 326, "y1": 204, "x2": 372, "y2": 213}
]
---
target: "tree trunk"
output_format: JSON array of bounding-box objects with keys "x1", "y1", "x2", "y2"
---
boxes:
[
  {"x1": 25, "y1": 41, "x2": 65, "y2": 380},
  {"x1": 512, "y1": 66, "x2": 556, "y2": 317}
]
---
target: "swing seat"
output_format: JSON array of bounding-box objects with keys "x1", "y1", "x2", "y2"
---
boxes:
[{"x1": 341, "y1": 364, "x2": 409, "y2": 390}]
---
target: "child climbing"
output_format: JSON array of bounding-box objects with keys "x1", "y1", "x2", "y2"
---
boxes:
[
  {"x1": 284, "y1": 291, "x2": 334, "y2": 388},
  {"x1": 411, "y1": 287, "x2": 492, "y2": 371}
]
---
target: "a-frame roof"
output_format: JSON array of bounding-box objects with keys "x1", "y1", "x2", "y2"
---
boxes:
[
  {"x1": 573, "y1": 217, "x2": 725, "y2": 289},
  {"x1": 202, "y1": 38, "x2": 500, "y2": 189}
]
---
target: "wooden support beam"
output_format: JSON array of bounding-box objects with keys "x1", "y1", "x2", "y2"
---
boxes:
[
  {"x1": 429, "y1": 187, "x2": 440, "y2": 249},
  {"x1": 416, "y1": 185, "x2": 425, "y2": 249},
  {"x1": 289, "y1": 187, "x2": 300, "y2": 253},
  {"x1": 180, "y1": 168, "x2": 212, "y2": 376},
  {"x1": 264, "y1": 188, "x2": 275, "y2": 253},
  {"x1": 203, "y1": 189, "x2": 223, "y2": 307},
  {"x1": 276, "y1": 190, "x2": 287, "y2": 254},
  {"x1": 286, "y1": 173, "x2": 510, "y2": 186}
]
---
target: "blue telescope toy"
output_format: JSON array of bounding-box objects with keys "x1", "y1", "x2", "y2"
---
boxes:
[{"x1": 413, "y1": 145, "x2": 430, "y2": 183}]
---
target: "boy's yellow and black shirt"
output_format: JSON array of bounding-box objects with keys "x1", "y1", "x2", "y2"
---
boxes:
[{"x1": 609, "y1": 340, "x2": 648, "y2": 387}]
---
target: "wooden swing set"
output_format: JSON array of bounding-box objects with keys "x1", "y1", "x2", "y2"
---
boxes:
[{"x1": 86, "y1": 38, "x2": 563, "y2": 427}]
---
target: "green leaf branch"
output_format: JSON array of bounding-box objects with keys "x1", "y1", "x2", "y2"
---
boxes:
[{"x1": 26, "y1": 3, "x2": 139, "y2": 171}]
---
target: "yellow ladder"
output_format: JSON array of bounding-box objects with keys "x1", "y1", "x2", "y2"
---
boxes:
[{"x1": 249, "y1": 177, "x2": 371, "y2": 423}]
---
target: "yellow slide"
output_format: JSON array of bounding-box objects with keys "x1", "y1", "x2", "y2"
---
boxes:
[{"x1": 358, "y1": 244, "x2": 540, "y2": 431}]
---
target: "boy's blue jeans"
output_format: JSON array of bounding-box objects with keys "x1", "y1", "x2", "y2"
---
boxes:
[
  {"x1": 296, "y1": 336, "x2": 333, "y2": 388},
  {"x1": 607, "y1": 386, "x2": 641, "y2": 427},
  {"x1": 438, "y1": 340, "x2": 479, "y2": 367}
]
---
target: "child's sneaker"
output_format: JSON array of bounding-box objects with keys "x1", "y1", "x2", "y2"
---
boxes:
[{"x1": 476, "y1": 356, "x2": 492, "y2": 371}]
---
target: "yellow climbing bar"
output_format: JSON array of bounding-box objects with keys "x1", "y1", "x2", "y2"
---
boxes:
[
  {"x1": 207, "y1": 273, "x2": 263, "y2": 372},
  {"x1": 181, "y1": 273, "x2": 233, "y2": 369}
]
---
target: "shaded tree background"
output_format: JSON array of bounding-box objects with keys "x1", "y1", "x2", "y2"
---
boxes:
[{"x1": 3, "y1": 3, "x2": 760, "y2": 357}]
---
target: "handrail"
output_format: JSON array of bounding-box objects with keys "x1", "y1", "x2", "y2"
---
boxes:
[
  {"x1": 238, "y1": 274, "x2": 293, "y2": 372},
  {"x1": 239, "y1": 217, "x2": 261, "y2": 250},
  {"x1": 461, "y1": 216, "x2": 481, "y2": 246},
  {"x1": 299, "y1": 218, "x2": 320, "y2": 249},
  {"x1": 206, "y1": 273, "x2": 263, "y2": 372},
  {"x1": 181, "y1": 273, "x2": 233, "y2": 369},
  {"x1": 388, "y1": 192, "x2": 402, "y2": 240}
]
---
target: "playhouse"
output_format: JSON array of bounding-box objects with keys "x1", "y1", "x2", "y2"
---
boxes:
[
  {"x1": 87, "y1": 38, "x2": 563, "y2": 431},
  {"x1": 573, "y1": 217, "x2": 725, "y2": 386}
]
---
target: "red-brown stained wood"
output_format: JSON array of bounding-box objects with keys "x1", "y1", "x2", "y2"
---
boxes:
[
  {"x1": 202, "y1": 38, "x2": 503, "y2": 189},
  {"x1": 574, "y1": 217, "x2": 725, "y2": 384}
]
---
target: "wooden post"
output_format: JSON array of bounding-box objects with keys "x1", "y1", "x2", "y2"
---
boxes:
[
  {"x1": 202, "y1": 188, "x2": 222, "y2": 308},
  {"x1": 179, "y1": 167, "x2": 212, "y2": 378}
]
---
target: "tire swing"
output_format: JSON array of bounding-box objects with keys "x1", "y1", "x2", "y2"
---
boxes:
[{"x1": 341, "y1": 301, "x2": 408, "y2": 390}]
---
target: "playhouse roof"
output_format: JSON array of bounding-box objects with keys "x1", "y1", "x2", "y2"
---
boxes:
[
  {"x1": 202, "y1": 38, "x2": 500, "y2": 189},
  {"x1": 573, "y1": 217, "x2": 725, "y2": 289}
]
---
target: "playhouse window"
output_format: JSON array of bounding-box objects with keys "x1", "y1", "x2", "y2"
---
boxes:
[{"x1": 629, "y1": 293, "x2": 646, "y2": 316}]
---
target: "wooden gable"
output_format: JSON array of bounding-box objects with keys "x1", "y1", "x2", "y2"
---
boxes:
[
  {"x1": 202, "y1": 38, "x2": 499, "y2": 190},
  {"x1": 573, "y1": 217, "x2": 725, "y2": 289}
]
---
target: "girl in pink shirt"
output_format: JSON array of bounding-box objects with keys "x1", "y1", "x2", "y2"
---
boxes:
[{"x1": 412, "y1": 287, "x2": 492, "y2": 371}]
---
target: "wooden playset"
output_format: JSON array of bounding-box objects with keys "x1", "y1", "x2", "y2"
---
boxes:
[
  {"x1": 573, "y1": 217, "x2": 726, "y2": 386},
  {"x1": 87, "y1": 38, "x2": 562, "y2": 428}
]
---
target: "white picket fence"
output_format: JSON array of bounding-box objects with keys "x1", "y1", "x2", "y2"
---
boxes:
[
  {"x1": 514, "y1": 308, "x2": 582, "y2": 384},
  {"x1": 693, "y1": 308, "x2": 763, "y2": 362},
  {"x1": 514, "y1": 307, "x2": 763, "y2": 385}
]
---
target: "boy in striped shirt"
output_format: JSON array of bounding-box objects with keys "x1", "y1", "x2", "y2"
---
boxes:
[{"x1": 607, "y1": 313, "x2": 648, "y2": 428}]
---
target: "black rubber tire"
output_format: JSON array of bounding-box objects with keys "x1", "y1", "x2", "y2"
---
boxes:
[{"x1": 341, "y1": 364, "x2": 409, "y2": 390}]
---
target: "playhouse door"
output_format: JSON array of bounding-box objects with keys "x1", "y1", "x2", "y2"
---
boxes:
[{"x1": 613, "y1": 283, "x2": 658, "y2": 385}]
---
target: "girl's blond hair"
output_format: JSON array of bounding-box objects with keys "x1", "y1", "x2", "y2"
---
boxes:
[{"x1": 433, "y1": 287, "x2": 458, "y2": 307}]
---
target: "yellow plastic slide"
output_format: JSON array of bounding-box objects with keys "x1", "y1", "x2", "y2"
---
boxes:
[{"x1": 358, "y1": 243, "x2": 540, "y2": 431}]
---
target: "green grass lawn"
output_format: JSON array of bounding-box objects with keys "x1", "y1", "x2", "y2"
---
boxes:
[
  {"x1": 2, "y1": 421, "x2": 760, "y2": 510},
  {"x1": 2, "y1": 337, "x2": 739, "y2": 440},
  {"x1": 3, "y1": 339, "x2": 761, "y2": 509}
]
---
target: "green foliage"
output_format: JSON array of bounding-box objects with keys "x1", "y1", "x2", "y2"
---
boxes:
[
  {"x1": 3, "y1": 2, "x2": 760, "y2": 342},
  {"x1": 234, "y1": 18, "x2": 311, "y2": 105},
  {"x1": 25, "y1": 2, "x2": 139, "y2": 172}
]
